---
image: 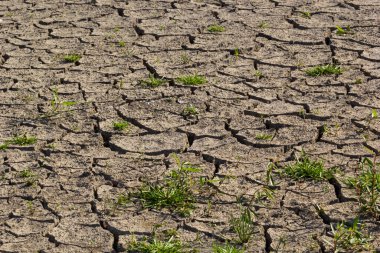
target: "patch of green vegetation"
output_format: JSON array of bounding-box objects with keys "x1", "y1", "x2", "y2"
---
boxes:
[
  {"x1": 230, "y1": 208, "x2": 256, "y2": 244},
  {"x1": 180, "y1": 53, "x2": 191, "y2": 64},
  {"x1": 141, "y1": 75, "x2": 166, "y2": 88},
  {"x1": 305, "y1": 64, "x2": 343, "y2": 77},
  {"x1": 63, "y1": 54, "x2": 81, "y2": 63},
  {"x1": 213, "y1": 243, "x2": 244, "y2": 253},
  {"x1": 253, "y1": 70, "x2": 264, "y2": 79},
  {"x1": 354, "y1": 78, "x2": 362, "y2": 84},
  {"x1": 0, "y1": 143, "x2": 8, "y2": 151},
  {"x1": 127, "y1": 236, "x2": 183, "y2": 253},
  {"x1": 336, "y1": 25, "x2": 353, "y2": 36},
  {"x1": 113, "y1": 120, "x2": 130, "y2": 131},
  {"x1": 10, "y1": 135, "x2": 37, "y2": 146},
  {"x1": 300, "y1": 11, "x2": 311, "y2": 19},
  {"x1": 345, "y1": 157, "x2": 380, "y2": 217},
  {"x1": 132, "y1": 154, "x2": 202, "y2": 216},
  {"x1": 207, "y1": 24, "x2": 225, "y2": 33},
  {"x1": 19, "y1": 169, "x2": 38, "y2": 186},
  {"x1": 258, "y1": 21, "x2": 269, "y2": 29},
  {"x1": 182, "y1": 105, "x2": 199, "y2": 117},
  {"x1": 283, "y1": 153, "x2": 336, "y2": 181},
  {"x1": 324, "y1": 217, "x2": 373, "y2": 252},
  {"x1": 177, "y1": 74, "x2": 207, "y2": 86},
  {"x1": 118, "y1": 41, "x2": 126, "y2": 47},
  {"x1": 254, "y1": 133, "x2": 272, "y2": 140}
]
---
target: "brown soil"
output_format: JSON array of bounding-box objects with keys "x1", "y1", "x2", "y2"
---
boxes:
[{"x1": 0, "y1": 0, "x2": 380, "y2": 252}]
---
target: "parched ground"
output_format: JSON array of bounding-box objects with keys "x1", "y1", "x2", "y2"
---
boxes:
[{"x1": 1, "y1": 0, "x2": 380, "y2": 252}]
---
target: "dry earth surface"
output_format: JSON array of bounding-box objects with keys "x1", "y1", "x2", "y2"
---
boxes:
[{"x1": 1, "y1": 0, "x2": 380, "y2": 252}]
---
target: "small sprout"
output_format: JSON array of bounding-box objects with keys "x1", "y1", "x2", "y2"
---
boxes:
[
  {"x1": 253, "y1": 70, "x2": 264, "y2": 79},
  {"x1": 113, "y1": 27, "x2": 120, "y2": 33},
  {"x1": 115, "y1": 194, "x2": 130, "y2": 207},
  {"x1": 0, "y1": 143, "x2": 8, "y2": 151},
  {"x1": 127, "y1": 236, "x2": 183, "y2": 253},
  {"x1": 336, "y1": 25, "x2": 353, "y2": 36},
  {"x1": 283, "y1": 153, "x2": 336, "y2": 181},
  {"x1": 180, "y1": 53, "x2": 191, "y2": 64},
  {"x1": 10, "y1": 135, "x2": 37, "y2": 146},
  {"x1": 113, "y1": 120, "x2": 130, "y2": 131},
  {"x1": 305, "y1": 64, "x2": 343, "y2": 77},
  {"x1": 324, "y1": 217, "x2": 373, "y2": 252},
  {"x1": 118, "y1": 41, "x2": 126, "y2": 47},
  {"x1": 140, "y1": 75, "x2": 166, "y2": 88},
  {"x1": 233, "y1": 48, "x2": 239, "y2": 58},
  {"x1": 182, "y1": 104, "x2": 199, "y2": 117},
  {"x1": 354, "y1": 78, "x2": 362, "y2": 84},
  {"x1": 258, "y1": 21, "x2": 269, "y2": 29},
  {"x1": 230, "y1": 208, "x2": 256, "y2": 244},
  {"x1": 177, "y1": 74, "x2": 207, "y2": 85},
  {"x1": 213, "y1": 243, "x2": 244, "y2": 253},
  {"x1": 255, "y1": 133, "x2": 273, "y2": 140},
  {"x1": 63, "y1": 54, "x2": 81, "y2": 63},
  {"x1": 300, "y1": 11, "x2": 311, "y2": 19},
  {"x1": 159, "y1": 25, "x2": 166, "y2": 31},
  {"x1": 371, "y1": 109, "x2": 378, "y2": 119},
  {"x1": 19, "y1": 169, "x2": 35, "y2": 178},
  {"x1": 207, "y1": 24, "x2": 225, "y2": 33}
]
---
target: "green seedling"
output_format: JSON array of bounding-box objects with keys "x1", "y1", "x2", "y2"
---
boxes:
[
  {"x1": 10, "y1": 135, "x2": 37, "y2": 146},
  {"x1": 48, "y1": 88, "x2": 77, "y2": 117},
  {"x1": 253, "y1": 70, "x2": 264, "y2": 79},
  {"x1": 336, "y1": 25, "x2": 353, "y2": 36},
  {"x1": 301, "y1": 11, "x2": 311, "y2": 19},
  {"x1": 324, "y1": 217, "x2": 373, "y2": 252},
  {"x1": 354, "y1": 78, "x2": 362, "y2": 84},
  {"x1": 177, "y1": 74, "x2": 207, "y2": 86},
  {"x1": 180, "y1": 53, "x2": 191, "y2": 64},
  {"x1": 132, "y1": 154, "x2": 202, "y2": 216},
  {"x1": 213, "y1": 243, "x2": 244, "y2": 253},
  {"x1": 63, "y1": 54, "x2": 81, "y2": 63},
  {"x1": 0, "y1": 143, "x2": 8, "y2": 151},
  {"x1": 140, "y1": 75, "x2": 166, "y2": 88},
  {"x1": 113, "y1": 120, "x2": 130, "y2": 131},
  {"x1": 182, "y1": 104, "x2": 199, "y2": 117},
  {"x1": 305, "y1": 64, "x2": 343, "y2": 77},
  {"x1": 127, "y1": 236, "x2": 183, "y2": 253},
  {"x1": 230, "y1": 208, "x2": 256, "y2": 244},
  {"x1": 258, "y1": 21, "x2": 269, "y2": 29},
  {"x1": 19, "y1": 169, "x2": 38, "y2": 186},
  {"x1": 207, "y1": 24, "x2": 225, "y2": 33},
  {"x1": 345, "y1": 157, "x2": 380, "y2": 217},
  {"x1": 118, "y1": 41, "x2": 126, "y2": 47},
  {"x1": 372, "y1": 109, "x2": 378, "y2": 119},
  {"x1": 233, "y1": 48, "x2": 239, "y2": 58},
  {"x1": 254, "y1": 133, "x2": 272, "y2": 140},
  {"x1": 283, "y1": 153, "x2": 336, "y2": 181}
]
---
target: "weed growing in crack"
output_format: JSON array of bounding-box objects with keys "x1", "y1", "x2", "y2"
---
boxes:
[
  {"x1": 180, "y1": 53, "x2": 191, "y2": 64},
  {"x1": 113, "y1": 120, "x2": 130, "y2": 131},
  {"x1": 300, "y1": 11, "x2": 311, "y2": 19},
  {"x1": 305, "y1": 64, "x2": 343, "y2": 77},
  {"x1": 42, "y1": 88, "x2": 77, "y2": 118},
  {"x1": 354, "y1": 78, "x2": 363, "y2": 84},
  {"x1": 254, "y1": 133, "x2": 272, "y2": 140},
  {"x1": 140, "y1": 75, "x2": 166, "y2": 88},
  {"x1": 253, "y1": 70, "x2": 264, "y2": 79},
  {"x1": 324, "y1": 217, "x2": 373, "y2": 252},
  {"x1": 182, "y1": 104, "x2": 199, "y2": 118},
  {"x1": 127, "y1": 236, "x2": 183, "y2": 253},
  {"x1": 177, "y1": 74, "x2": 207, "y2": 86},
  {"x1": 258, "y1": 21, "x2": 269, "y2": 29},
  {"x1": 345, "y1": 157, "x2": 380, "y2": 217},
  {"x1": 63, "y1": 54, "x2": 81, "y2": 63},
  {"x1": 118, "y1": 41, "x2": 126, "y2": 47},
  {"x1": 207, "y1": 24, "x2": 225, "y2": 33},
  {"x1": 282, "y1": 153, "x2": 336, "y2": 181},
  {"x1": 0, "y1": 143, "x2": 8, "y2": 151},
  {"x1": 213, "y1": 243, "x2": 244, "y2": 253},
  {"x1": 19, "y1": 169, "x2": 38, "y2": 186},
  {"x1": 336, "y1": 25, "x2": 353, "y2": 36},
  {"x1": 230, "y1": 208, "x2": 256, "y2": 244},
  {"x1": 10, "y1": 134, "x2": 37, "y2": 146},
  {"x1": 132, "y1": 154, "x2": 202, "y2": 216}
]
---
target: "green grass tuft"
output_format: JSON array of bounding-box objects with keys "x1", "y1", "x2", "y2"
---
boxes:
[
  {"x1": 127, "y1": 236, "x2": 183, "y2": 253},
  {"x1": 283, "y1": 153, "x2": 336, "y2": 181},
  {"x1": 113, "y1": 121, "x2": 130, "y2": 131},
  {"x1": 177, "y1": 74, "x2": 207, "y2": 86},
  {"x1": 10, "y1": 135, "x2": 37, "y2": 146},
  {"x1": 305, "y1": 64, "x2": 343, "y2": 77},
  {"x1": 63, "y1": 54, "x2": 81, "y2": 63},
  {"x1": 141, "y1": 75, "x2": 166, "y2": 88},
  {"x1": 207, "y1": 25, "x2": 225, "y2": 33},
  {"x1": 255, "y1": 133, "x2": 272, "y2": 140},
  {"x1": 213, "y1": 243, "x2": 244, "y2": 253}
]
